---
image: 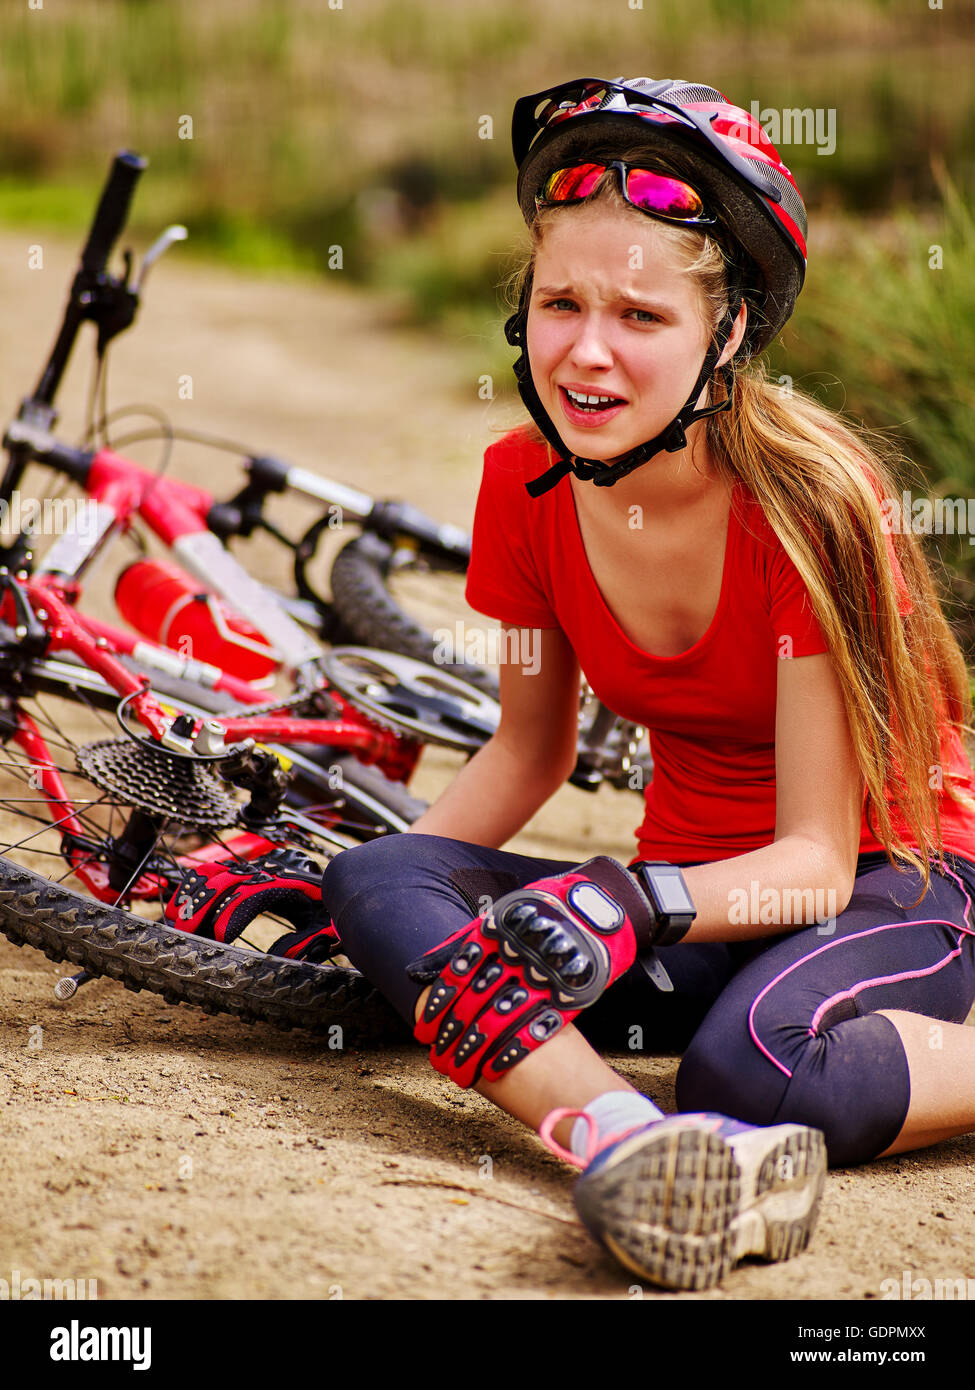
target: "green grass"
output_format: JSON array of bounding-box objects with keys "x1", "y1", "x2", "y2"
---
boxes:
[
  {"x1": 3, "y1": 0, "x2": 973, "y2": 234},
  {"x1": 0, "y1": 178, "x2": 98, "y2": 232}
]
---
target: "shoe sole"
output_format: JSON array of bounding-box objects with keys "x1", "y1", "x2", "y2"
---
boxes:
[
  {"x1": 573, "y1": 1122, "x2": 826, "y2": 1292},
  {"x1": 726, "y1": 1123, "x2": 827, "y2": 1267}
]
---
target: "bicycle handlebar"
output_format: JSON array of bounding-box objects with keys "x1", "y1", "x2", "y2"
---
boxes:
[
  {"x1": 79, "y1": 151, "x2": 147, "y2": 279},
  {"x1": 2, "y1": 420, "x2": 93, "y2": 486},
  {"x1": 29, "y1": 151, "x2": 147, "y2": 411}
]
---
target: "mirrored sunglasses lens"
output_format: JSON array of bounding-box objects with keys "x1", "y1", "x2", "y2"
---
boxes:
[
  {"x1": 540, "y1": 164, "x2": 606, "y2": 202},
  {"x1": 625, "y1": 169, "x2": 706, "y2": 220}
]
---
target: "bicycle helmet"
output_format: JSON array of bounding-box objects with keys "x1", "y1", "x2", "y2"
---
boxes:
[{"x1": 505, "y1": 77, "x2": 808, "y2": 496}]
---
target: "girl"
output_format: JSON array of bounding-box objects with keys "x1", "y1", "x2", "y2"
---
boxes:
[{"x1": 320, "y1": 77, "x2": 975, "y2": 1291}]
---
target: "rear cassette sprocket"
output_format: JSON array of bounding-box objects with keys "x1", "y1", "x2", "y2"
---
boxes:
[{"x1": 76, "y1": 738, "x2": 241, "y2": 829}]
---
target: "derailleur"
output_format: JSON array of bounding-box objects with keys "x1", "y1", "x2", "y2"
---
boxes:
[{"x1": 217, "y1": 742, "x2": 291, "y2": 827}]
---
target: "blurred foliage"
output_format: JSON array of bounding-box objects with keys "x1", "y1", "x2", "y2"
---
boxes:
[
  {"x1": 2, "y1": 0, "x2": 973, "y2": 254},
  {"x1": 3, "y1": 0, "x2": 975, "y2": 645},
  {"x1": 771, "y1": 174, "x2": 975, "y2": 652},
  {"x1": 776, "y1": 179, "x2": 975, "y2": 496}
]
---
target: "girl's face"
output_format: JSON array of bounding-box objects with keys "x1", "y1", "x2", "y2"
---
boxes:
[{"x1": 526, "y1": 204, "x2": 742, "y2": 463}]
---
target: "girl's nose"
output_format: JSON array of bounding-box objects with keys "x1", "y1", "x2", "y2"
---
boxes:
[{"x1": 569, "y1": 313, "x2": 614, "y2": 370}]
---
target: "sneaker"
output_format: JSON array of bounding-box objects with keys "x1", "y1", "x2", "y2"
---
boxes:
[{"x1": 540, "y1": 1108, "x2": 826, "y2": 1291}]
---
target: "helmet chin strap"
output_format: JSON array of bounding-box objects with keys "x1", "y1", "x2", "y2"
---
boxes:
[{"x1": 504, "y1": 271, "x2": 743, "y2": 499}]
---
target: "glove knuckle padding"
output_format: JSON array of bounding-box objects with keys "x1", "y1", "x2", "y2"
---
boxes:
[
  {"x1": 411, "y1": 857, "x2": 654, "y2": 1089},
  {"x1": 165, "y1": 850, "x2": 323, "y2": 945},
  {"x1": 488, "y1": 887, "x2": 620, "y2": 1007}
]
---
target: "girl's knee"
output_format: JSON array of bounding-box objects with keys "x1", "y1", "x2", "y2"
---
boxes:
[
  {"x1": 320, "y1": 835, "x2": 407, "y2": 918},
  {"x1": 678, "y1": 1012, "x2": 910, "y2": 1166},
  {"x1": 676, "y1": 1029, "x2": 783, "y2": 1129},
  {"x1": 319, "y1": 835, "x2": 491, "y2": 1020}
]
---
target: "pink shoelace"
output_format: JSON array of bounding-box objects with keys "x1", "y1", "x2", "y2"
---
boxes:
[{"x1": 538, "y1": 1106, "x2": 644, "y2": 1167}]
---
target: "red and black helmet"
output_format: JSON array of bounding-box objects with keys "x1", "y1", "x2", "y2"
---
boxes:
[{"x1": 512, "y1": 76, "x2": 808, "y2": 353}]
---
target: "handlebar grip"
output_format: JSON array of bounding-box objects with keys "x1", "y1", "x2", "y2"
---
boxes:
[
  {"x1": 79, "y1": 151, "x2": 148, "y2": 278},
  {"x1": 45, "y1": 439, "x2": 95, "y2": 486}
]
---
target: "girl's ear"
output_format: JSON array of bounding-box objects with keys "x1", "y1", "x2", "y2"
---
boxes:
[{"x1": 716, "y1": 300, "x2": 748, "y2": 369}]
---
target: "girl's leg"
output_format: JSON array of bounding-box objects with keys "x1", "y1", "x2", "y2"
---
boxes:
[
  {"x1": 875, "y1": 1009, "x2": 975, "y2": 1154},
  {"x1": 323, "y1": 835, "x2": 826, "y2": 1288},
  {"x1": 676, "y1": 856, "x2": 975, "y2": 1166},
  {"x1": 324, "y1": 833, "x2": 738, "y2": 1141},
  {"x1": 323, "y1": 834, "x2": 638, "y2": 1121},
  {"x1": 878, "y1": 852, "x2": 975, "y2": 1153}
]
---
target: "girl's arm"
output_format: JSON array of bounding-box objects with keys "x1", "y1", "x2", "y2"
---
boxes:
[
  {"x1": 680, "y1": 650, "x2": 864, "y2": 942},
  {"x1": 406, "y1": 626, "x2": 581, "y2": 846}
]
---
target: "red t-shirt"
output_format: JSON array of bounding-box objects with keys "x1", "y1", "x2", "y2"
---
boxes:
[{"x1": 465, "y1": 426, "x2": 975, "y2": 864}]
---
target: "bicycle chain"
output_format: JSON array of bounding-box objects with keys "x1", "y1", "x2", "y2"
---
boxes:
[
  {"x1": 221, "y1": 688, "x2": 339, "y2": 721},
  {"x1": 224, "y1": 683, "x2": 418, "y2": 747}
]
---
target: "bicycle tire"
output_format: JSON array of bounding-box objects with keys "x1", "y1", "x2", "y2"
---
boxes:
[
  {"x1": 0, "y1": 657, "x2": 408, "y2": 1037},
  {"x1": 329, "y1": 533, "x2": 500, "y2": 699},
  {"x1": 327, "y1": 537, "x2": 659, "y2": 794},
  {"x1": 0, "y1": 857, "x2": 404, "y2": 1038}
]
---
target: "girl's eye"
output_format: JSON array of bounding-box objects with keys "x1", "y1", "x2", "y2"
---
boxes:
[
  {"x1": 544, "y1": 298, "x2": 577, "y2": 312},
  {"x1": 627, "y1": 308, "x2": 659, "y2": 323}
]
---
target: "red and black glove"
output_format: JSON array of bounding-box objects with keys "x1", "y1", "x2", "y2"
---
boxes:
[
  {"x1": 164, "y1": 848, "x2": 327, "y2": 947},
  {"x1": 406, "y1": 856, "x2": 675, "y2": 1089},
  {"x1": 266, "y1": 918, "x2": 340, "y2": 964}
]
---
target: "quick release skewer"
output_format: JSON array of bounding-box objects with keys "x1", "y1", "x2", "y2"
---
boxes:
[{"x1": 54, "y1": 971, "x2": 93, "y2": 1000}]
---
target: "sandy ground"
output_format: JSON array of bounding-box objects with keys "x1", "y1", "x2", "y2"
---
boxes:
[{"x1": 0, "y1": 229, "x2": 973, "y2": 1304}]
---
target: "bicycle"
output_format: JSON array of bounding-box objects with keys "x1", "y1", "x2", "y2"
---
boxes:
[
  {"x1": 0, "y1": 448, "x2": 500, "y2": 1031},
  {"x1": 0, "y1": 152, "x2": 648, "y2": 1035},
  {"x1": 0, "y1": 154, "x2": 509, "y2": 1033},
  {"x1": 3, "y1": 150, "x2": 652, "y2": 795}
]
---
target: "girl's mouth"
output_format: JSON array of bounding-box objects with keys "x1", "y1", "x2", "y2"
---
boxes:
[{"x1": 559, "y1": 385, "x2": 627, "y2": 427}]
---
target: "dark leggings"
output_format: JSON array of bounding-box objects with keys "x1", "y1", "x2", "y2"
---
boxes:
[{"x1": 321, "y1": 835, "x2": 975, "y2": 1166}]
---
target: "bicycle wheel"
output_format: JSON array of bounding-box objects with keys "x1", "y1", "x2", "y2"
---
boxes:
[
  {"x1": 328, "y1": 533, "x2": 500, "y2": 698},
  {"x1": 0, "y1": 657, "x2": 405, "y2": 1039},
  {"x1": 288, "y1": 752, "x2": 427, "y2": 834}
]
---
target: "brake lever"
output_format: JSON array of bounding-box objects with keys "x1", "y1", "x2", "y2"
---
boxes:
[{"x1": 132, "y1": 224, "x2": 188, "y2": 296}]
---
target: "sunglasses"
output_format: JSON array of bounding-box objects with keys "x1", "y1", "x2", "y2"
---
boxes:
[
  {"x1": 536, "y1": 161, "x2": 716, "y2": 225},
  {"x1": 512, "y1": 78, "x2": 783, "y2": 208}
]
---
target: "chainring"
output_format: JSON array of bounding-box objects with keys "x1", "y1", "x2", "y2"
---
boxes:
[{"x1": 318, "y1": 647, "x2": 500, "y2": 752}]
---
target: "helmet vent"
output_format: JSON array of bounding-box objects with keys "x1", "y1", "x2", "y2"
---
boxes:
[
  {"x1": 652, "y1": 83, "x2": 724, "y2": 107},
  {"x1": 742, "y1": 157, "x2": 808, "y2": 240}
]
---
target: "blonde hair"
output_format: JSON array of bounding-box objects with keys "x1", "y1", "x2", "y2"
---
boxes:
[{"x1": 512, "y1": 161, "x2": 975, "y2": 899}]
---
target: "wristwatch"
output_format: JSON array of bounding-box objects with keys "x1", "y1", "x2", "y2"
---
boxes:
[{"x1": 629, "y1": 860, "x2": 697, "y2": 947}]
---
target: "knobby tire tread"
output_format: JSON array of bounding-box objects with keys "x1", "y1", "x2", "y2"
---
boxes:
[{"x1": 0, "y1": 857, "x2": 406, "y2": 1041}]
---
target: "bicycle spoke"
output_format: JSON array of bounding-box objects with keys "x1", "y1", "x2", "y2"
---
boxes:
[
  {"x1": 0, "y1": 792, "x2": 117, "y2": 854},
  {"x1": 0, "y1": 674, "x2": 359, "y2": 967}
]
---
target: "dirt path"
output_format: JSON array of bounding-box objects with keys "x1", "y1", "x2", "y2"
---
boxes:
[{"x1": 0, "y1": 230, "x2": 972, "y2": 1303}]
